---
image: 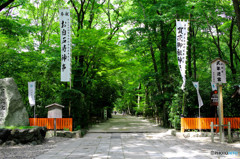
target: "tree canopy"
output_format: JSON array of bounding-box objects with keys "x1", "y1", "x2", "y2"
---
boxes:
[{"x1": 0, "y1": 0, "x2": 239, "y2": 129}]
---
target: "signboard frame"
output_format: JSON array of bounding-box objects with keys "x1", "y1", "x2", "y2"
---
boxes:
[{"x1": 211, "y1": 58, "x2": 227, "y2": 84}]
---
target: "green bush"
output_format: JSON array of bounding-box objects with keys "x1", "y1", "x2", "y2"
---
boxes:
[
  {"x1": 168, "y1": 94, "x2": 181, "y2": 130},
  {"x1": 60, "y1": 89, "x2": 88, "y2": 129},
  {"x1": 74, "y1": 125, "x2": 81, "y2": 131}
]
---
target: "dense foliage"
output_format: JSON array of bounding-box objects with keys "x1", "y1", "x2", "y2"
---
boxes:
[{"x1": 0, "y1": 0, "x2": 239, "y2": 129}]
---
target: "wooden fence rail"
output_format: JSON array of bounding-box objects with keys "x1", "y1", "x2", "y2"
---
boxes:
[
  {"x1": 181, "y1": 117, "x2": 240, "y2": 132},
  {"x1": 29, "y1": 118, "x2": 72, "y2": 131}
]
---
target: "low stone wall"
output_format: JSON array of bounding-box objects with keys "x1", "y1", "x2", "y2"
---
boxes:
[
  {"x1": 171, "y1": 129, "x2": 240, "y2": 140},
  {"x1": 170, "y1": 129, "x2": 211, "y2": 138},
  {"x1": 46, "y1": 130, "x2": 87, "y2": 138},
  {"x1": 0, "y1": 127, "x2": 47, "y2": 146}
]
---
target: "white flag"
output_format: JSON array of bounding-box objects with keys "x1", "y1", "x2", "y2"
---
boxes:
[
  {"x1": 176, "y1": 20, "x2": 189, "y2": 90},
  {"x1": 28, "y1": 81, "x2": 36, "y2": 106},
  {"x1": 60, "y1": 9, "x2": 71, "y2": 82},
  {"x1": 192, "y1": 82, "x2": 203, "y2": 108},
  {"x1": 211, "y1": 82, "x2": 217, "y2": 91}
]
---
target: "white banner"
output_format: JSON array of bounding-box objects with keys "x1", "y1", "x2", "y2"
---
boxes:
[
  {"x1": 28, "y1": 81, "x2": 36, "y2": 106},
  {"x1": 176, "y1": 20, "x2": 189, "y2": 90},
  {"x1": 60, "y1": 9, "x2": 71, "y2": 82},
  {"x1": 193, "y1": 82, "x2": 203, "y2": 108}
]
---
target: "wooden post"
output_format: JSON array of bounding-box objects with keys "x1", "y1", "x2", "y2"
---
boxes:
[
  {"x1": 54, "y1": 118, "x2": 56, "y2": 136},
  {"x1": 181, "y1": 116, "x2": 184, "y2": 133},
  {"x1": 211, "y1": 122, "x2": 214, "y2": 142},
  {"x1": 215, "y1": 106, "x2": 217, "y2": 133},
  {"x1": 218, "y1": 85, "x2": 224, "y2": 143},
  {"x1": 228, "y1": 122, "x2": 232, "y2": 143}
]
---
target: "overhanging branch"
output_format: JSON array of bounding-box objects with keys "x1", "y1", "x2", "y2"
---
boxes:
[{"x1": 0, "y1": 0, "x2": 14, "y2": 12}]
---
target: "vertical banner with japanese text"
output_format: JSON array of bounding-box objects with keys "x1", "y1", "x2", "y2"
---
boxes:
[
  {"x1": 176, "y1": 20, "x2": 189, "y2": 90},
  {"x1": 60, "y1": 9, "x2": 71, "y2": 82},
  {"x1": 28, "y1": 81, "x2": 36, "y2": 106}
]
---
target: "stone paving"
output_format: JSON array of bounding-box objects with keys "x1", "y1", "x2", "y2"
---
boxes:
[{"x1": 36, "y1": 115, "x2": 240, "y2": 159}]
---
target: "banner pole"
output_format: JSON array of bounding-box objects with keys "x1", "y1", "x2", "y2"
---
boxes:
[
  {"x1": 199, "y1": 107, "x2": 201, "y2": 132},
  {"x1": 34, "y1": 105, "x2": 36, "y2": 126},
  {"x1": 69, "y1": 80, "x2": 71, "y2": 117},
  {"x1": 182, "y1": 91, "x2": 186, "y2": 116}
]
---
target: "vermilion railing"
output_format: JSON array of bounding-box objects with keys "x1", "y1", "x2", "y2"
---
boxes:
[
  {"x1": 29, "y1": 118, "x2": 73, "y2": 131},
  {"x1": 181, "y1": 117, "x2": 240, "y2": 132}
]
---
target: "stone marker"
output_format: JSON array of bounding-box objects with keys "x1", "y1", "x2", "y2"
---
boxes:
[{"x1": 0, "y1": 78, "x2": 29, "y2": 126}]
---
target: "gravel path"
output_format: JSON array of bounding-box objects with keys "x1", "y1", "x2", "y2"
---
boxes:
[{"x1": 0, "y1": 137, "x2": 71, "y2": 159}]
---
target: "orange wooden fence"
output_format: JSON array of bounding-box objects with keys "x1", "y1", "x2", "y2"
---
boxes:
[
  {"x1": 29, "y1": 118, "x2": 73, "y2": 131},
  {"x1": 181, "y1": 117, "x2": 240, "y2": 132}
]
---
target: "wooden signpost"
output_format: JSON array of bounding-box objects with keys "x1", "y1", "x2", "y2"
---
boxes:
[
  {"x1": 211, "y1": 58, "x2": 227, "y2": 143},
  {"x1": 45, "y1": 103, "x2": 65, "y2": 136}
]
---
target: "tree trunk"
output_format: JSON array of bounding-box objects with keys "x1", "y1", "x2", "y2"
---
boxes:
[
  {"x1": 160, "y1": 20, "x2": 169, "y2": 127},
  {"x1": 193, "y1": 45, "x2": 197, "y2": 80},
  {"x1": 149, "y1": 45, "x2": 161, "y2": 124},
  {"x1": 159, "y1": 20, "x2": 166, "y2": 77},
  {"x1": 73, "y1": 55, "x2": 84, "y2": 91},
  {"x1": 137, "y1": 83, "x2": 141, "y2": 108},
  {"x1": 229, "y1": 17, "x2": 237, "y2": 76},
  {"x1": 233, "y1": 0, "x2": 240, "y2": 32},
  {"x1": 144, "y1": 86, "x2": 149, "y2": 116},
  {"x1": 150, "y1": 45, "x2": 161, "y2": 93},
  {"x1": 188, "y1": 16, "x2": 193, "y2": 78}
]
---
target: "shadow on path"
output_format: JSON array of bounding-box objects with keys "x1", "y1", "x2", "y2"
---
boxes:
[
  {"x1": 88, "y1": 114, "x2": 167, "y2": 133},
  {"x1": 35, "y1": 115, "x2": 240, "y2": 158}
]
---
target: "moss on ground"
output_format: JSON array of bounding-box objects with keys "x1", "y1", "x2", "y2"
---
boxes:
[{"x1": 0, "y1": 126, "x2": 37, "y2": 129}]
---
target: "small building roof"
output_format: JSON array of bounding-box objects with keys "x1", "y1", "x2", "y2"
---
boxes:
[
  {"x1": 211, "y1": 58, "x2": 228, "y2": 64},
  {"x1": 45, "y1": 103, "x2": 65, "y2": 108}
]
